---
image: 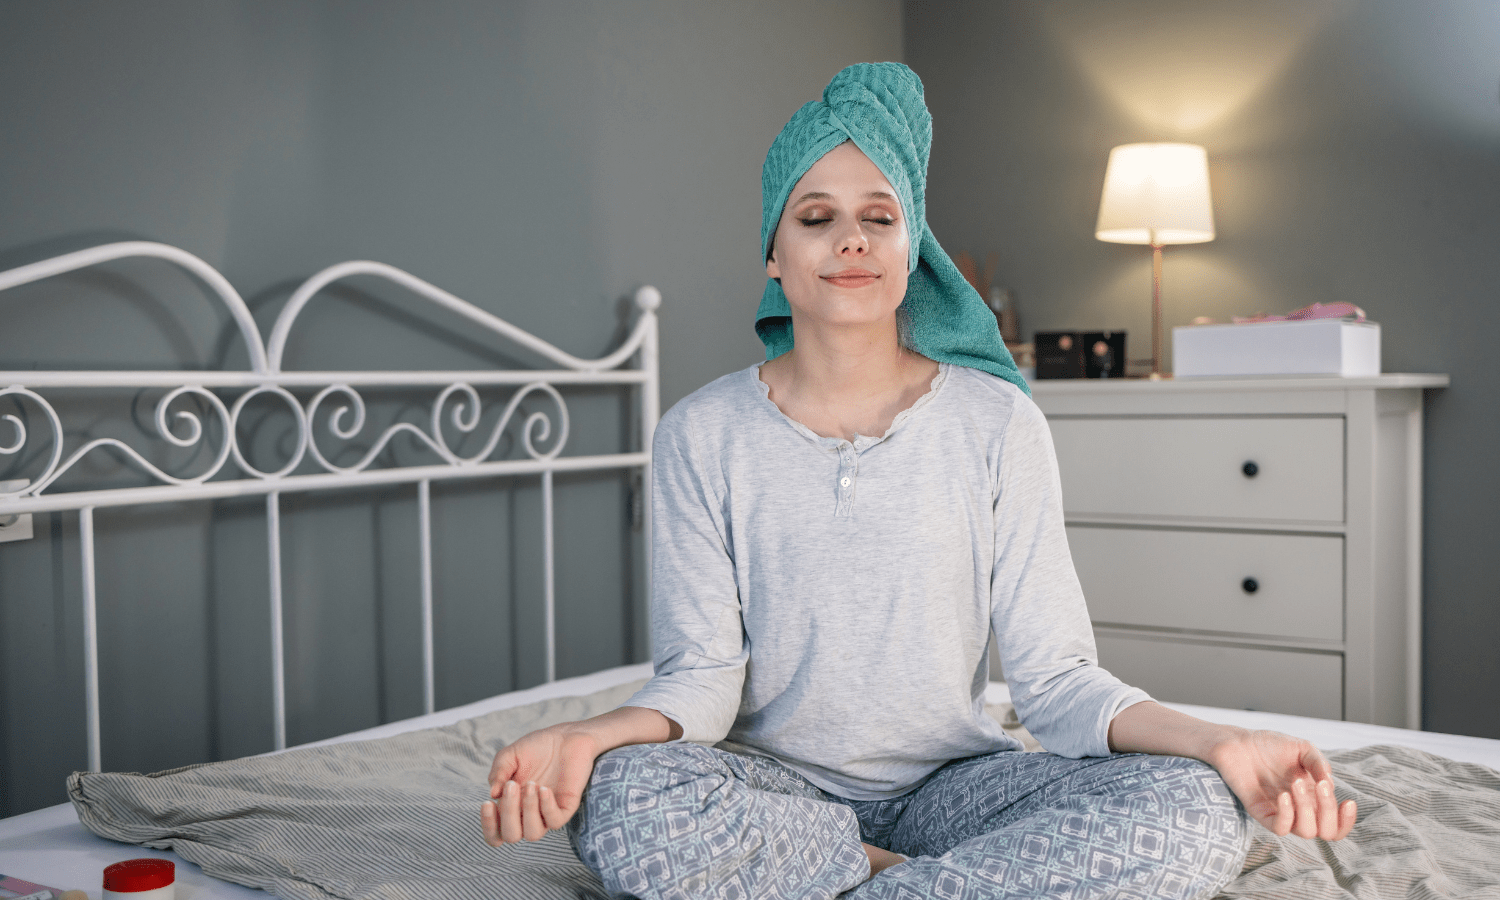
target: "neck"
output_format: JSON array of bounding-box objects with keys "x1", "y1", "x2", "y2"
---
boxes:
[
  {"x1": 782, "y1": 315, "x2": 913, "y2": 401},
  {"x1": 759, "y1": 312, "x2": 939, "y2": 443}
]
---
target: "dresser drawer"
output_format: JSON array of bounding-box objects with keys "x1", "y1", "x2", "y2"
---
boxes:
[
  {"x1": 1096, "y1": 633, "x2": 1343, "y2": 718},
  {"x1": 1070, "y1": 526, "x2": 1343, "y2": 641},
  {"x1": 1048, "y1": 416, "x2": 1344, "y2": 524}
]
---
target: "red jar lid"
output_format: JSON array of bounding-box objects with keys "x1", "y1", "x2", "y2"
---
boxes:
[{"x1": 103, "y1": 859, "x2": 174, "y2": 892}]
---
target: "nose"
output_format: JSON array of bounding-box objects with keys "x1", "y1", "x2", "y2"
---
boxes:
[{"x1": 837, "y1": 223, "x2": 869, "y2": 256}]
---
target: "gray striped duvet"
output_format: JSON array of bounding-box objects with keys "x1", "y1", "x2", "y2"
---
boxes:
[
  {"x1": 70, "y1": 685, "x2": 1500, "y2": 899},
  {"x1": 69, "y1": 682, "x2": 646, "y2": 900}
]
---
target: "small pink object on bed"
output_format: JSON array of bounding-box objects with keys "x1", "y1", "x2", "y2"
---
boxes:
[{"x1": 1, "y1": 874, "x2": 62, "y2": 900}]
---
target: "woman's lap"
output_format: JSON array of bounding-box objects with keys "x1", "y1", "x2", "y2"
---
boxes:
[
  {"x1": 848, "y1": 751, "x2": 1252, "y2": 898},
  {"x1": 570, "y1": 743, "x2": 1251, "y2": 900}
]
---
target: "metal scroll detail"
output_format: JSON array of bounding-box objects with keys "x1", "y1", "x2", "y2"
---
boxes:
[
  {"x1": 0, "y1": 243, "x2": 648, "y2": 499},
  {"x1": 301, "y1": 380, "x2": 570, "y2": 474},
  {"x1": 0, "y1": 386, "x2": 61, "y2": 499},
  {"x1": 0, "y1": 381, "x2": 573, "y2": 492},
  {"x1": 0, "y1": 384, "x2": 233, "y2": 495}
]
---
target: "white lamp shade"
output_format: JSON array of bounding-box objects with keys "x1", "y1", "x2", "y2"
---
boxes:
[{"x1": 1095, "y1": 143, "x2": 1215, "y2": 245}]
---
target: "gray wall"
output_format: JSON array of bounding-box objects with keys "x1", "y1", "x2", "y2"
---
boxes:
[
  {"x1": 0, "y1": 0, "x2": 902, "y2": 816},
  {"x1": 8, "y1": 0, "x2": 1495, "y2": 823},
  {"x1": 907, "y1": 1, "x2": 1500, "y2": 737}
]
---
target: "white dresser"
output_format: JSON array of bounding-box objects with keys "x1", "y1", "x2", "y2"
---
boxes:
[{"x1": 1029, "y1": 375, "x2": 1447, "y2": 729}]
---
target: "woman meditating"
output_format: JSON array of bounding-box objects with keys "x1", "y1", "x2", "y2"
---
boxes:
[{"x1": 481, "y1": 62, "x2": 1356, "y2": 899}]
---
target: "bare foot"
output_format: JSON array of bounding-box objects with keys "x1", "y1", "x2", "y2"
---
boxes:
[{"x1": 862, "y1": 842, "x2": 907, "y2": 880}]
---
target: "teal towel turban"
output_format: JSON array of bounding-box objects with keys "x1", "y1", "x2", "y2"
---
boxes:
[{"x1": 755, "y1": 62, "x2": 1029, "y2": 396}]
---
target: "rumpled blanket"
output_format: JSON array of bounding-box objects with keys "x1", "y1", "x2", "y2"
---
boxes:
[
  {"x1": 1221, "y1": 744, "x2": 1500, "y2": 899},
  {"x1": 70, "y1": 684, "x2": 646, "y2": 900},
  {"x1": 70, "y1": 687, "x2": 1500, "y2": 900}
]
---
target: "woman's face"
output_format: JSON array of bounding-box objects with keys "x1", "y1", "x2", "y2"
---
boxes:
[{"x1": 767, "y1": 142, "x2": 910, "y2": 334}]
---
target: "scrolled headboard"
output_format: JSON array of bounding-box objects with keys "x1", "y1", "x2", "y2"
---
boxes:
[{"x1": 0, "y1": 242, "x2": 659, "y2": 770}]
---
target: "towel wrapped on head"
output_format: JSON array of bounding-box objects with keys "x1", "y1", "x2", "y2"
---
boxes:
[{"x1": 755, "y1": 61, "x2": 1028, "y2": 395}]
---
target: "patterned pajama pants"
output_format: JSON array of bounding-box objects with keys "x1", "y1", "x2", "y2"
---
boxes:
[{"x1": 568, "y1": 743, "x2": 1252, "y2": 900}]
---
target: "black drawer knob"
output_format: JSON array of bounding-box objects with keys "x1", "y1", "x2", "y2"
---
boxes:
[
  {"x1": 1242, "y1": 460, "x2": 1259, "y2": 478},
  {"x1": 1242, "y1": 577, "x2": 1259, "y2": 594}
]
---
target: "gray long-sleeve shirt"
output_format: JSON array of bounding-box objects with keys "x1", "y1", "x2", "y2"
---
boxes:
[{"x1": 625, "y1": 363, "x2": 1150, "y2": 800}]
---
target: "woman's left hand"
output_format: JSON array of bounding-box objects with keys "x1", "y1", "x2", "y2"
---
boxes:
[
  {"x1": 1203, "y1": 728, "x2": 1357, "y2": 840},
  {"x1": 1108, "y1": 700, "x2": 1357, "y2": 841}
]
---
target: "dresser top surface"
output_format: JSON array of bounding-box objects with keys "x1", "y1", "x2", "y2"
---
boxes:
[{"x1": 1029, "y1": 373, "x2": 1449, "y2": 395}]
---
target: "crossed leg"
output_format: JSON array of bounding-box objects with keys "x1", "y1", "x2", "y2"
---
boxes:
[
  {"x1": 568, "y1": 743, "x2": 869, "y2": 899},
  {"x1": 846, "y1": 751, "x2": 1253, "y2": 899},
  {"x1": 570, "y1": 744, "x2": 1251, "y2": 900}
]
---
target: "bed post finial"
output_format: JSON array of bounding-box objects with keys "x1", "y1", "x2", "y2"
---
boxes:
[{"x1": 634, "y1": 286, "x2": 662, "y2": 312}]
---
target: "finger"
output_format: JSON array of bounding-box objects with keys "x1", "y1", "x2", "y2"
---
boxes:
[
  {"x1": 521, "y1": 782, "x2": 547, "y2": 842},
  {"x1": 1290, "y1": 777, "x2": 1318, "y2": 839},
  {"x1": 1335, "y1": 799, "x2": 1358, "y2": 841},
  {"x1": 1300, "y1": 744, "x2": 1335, "y2": 784},
  {"x1": 1272, "y1": 790, "x2": 1294, "y2": 836},
  {"x1": 480, "y1": 799, "x2": 503, "y2": 847},
  {"x1": 489, "y1": 748, "x2": 517, "y2": 798},
  {"x1": 539, "y1": 784, "x2": 568, "y2": 830},
  {"x1": 498, "y1": 779, "x2": 523, "y2": 844},
  {"x1": 1314, "y1": 779, "x2": 1340, "y2": 841}
]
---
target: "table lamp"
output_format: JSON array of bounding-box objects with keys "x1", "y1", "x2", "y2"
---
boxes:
[{"x1": 1095, "y1": 143, "x2": 1215, "y2": 377}]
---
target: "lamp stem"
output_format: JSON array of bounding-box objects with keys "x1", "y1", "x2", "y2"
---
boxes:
[{"x1": 1150, "y1": 242, "x2": 1163, "y2": 378}]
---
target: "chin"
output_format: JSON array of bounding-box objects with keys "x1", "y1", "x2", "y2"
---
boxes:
[
  {"x1": 791, "y1": 293, "x2": 902, "y2": 323},
  {"x1": 806, "y1": 312, "x2": 904, "y2": 333}
]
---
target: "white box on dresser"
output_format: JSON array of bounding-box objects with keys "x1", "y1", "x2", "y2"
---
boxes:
[
  {"x1": 1173, "y1": 319, "x2": 1381, "y2": 377},
  {"x1": 1030, "y1": 374, "x2": 1448, "y2": 729}
]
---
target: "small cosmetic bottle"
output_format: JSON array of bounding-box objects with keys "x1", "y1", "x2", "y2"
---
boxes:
[{"x1": 102, "y1": 859, "x2": 174, "y2": 900}]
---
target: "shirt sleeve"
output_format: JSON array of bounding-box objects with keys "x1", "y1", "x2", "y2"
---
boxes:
[
  {"x1": 989, "y1": 395, "x2": 1151, "y2": 757},
  {"x1": 620, "y1": 406, "x2": 747, "y2": 744}
]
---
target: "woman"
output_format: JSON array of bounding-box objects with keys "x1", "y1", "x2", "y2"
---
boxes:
[{"x1": 481, "y1": 62, "x2": 1356, "y2": 899}]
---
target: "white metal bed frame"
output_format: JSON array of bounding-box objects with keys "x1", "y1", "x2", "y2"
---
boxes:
[{"x1": 0, "y1": 241, "x2": 660, "y2": 772}]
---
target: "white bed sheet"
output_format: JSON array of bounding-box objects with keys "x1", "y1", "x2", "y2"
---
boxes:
[{"x1": 5, "y1": 664, "x2": 1498, "y2": 900}]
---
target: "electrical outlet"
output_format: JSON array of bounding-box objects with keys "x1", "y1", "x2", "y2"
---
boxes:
[{"x1": 0, "y1": 479, "x2": 33, "y2": 543}]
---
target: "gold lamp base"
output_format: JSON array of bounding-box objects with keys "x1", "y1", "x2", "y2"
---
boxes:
[{"x1": 1151, "y1": 242, "x2": 1166, "y2": 379}]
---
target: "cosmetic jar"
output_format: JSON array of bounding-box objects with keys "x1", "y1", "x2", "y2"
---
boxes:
[{"x1": 102, "y1": 859, "x2": 174, "y2": 900}]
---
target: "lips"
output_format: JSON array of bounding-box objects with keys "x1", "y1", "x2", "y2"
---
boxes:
[{"x1": 822, "y1": 269, "x2": 879, "y2": 288}]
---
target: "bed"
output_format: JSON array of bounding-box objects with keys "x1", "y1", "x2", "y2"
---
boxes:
[{"x1": 3, "y1": 244, "x2": 1499, "y2": 899}]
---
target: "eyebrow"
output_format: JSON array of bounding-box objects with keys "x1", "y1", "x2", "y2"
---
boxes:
[{"x1": 791, "y1": 190, "x2": 900, "y2": 205}]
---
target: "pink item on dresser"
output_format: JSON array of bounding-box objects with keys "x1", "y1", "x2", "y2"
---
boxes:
[{"x1": 1232, "y1": 301, "x2": 1366, "y2": 324}]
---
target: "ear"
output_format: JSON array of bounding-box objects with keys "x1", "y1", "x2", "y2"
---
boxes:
[{"x1": 766, "y1": 249, "x2": 781, "y2": 281}]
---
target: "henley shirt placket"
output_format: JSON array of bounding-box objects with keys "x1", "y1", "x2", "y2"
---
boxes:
[{"x1": 835, "y1": 441, "x2": 858, "y2": 516}]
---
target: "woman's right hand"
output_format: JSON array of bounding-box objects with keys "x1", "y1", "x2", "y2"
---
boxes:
[
  {"x1": 481, "y1": 706, "x2": 682, "y2": 846},
  {"x1": 483, "y1": 723, "x2": 602, "y2": 844}
]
